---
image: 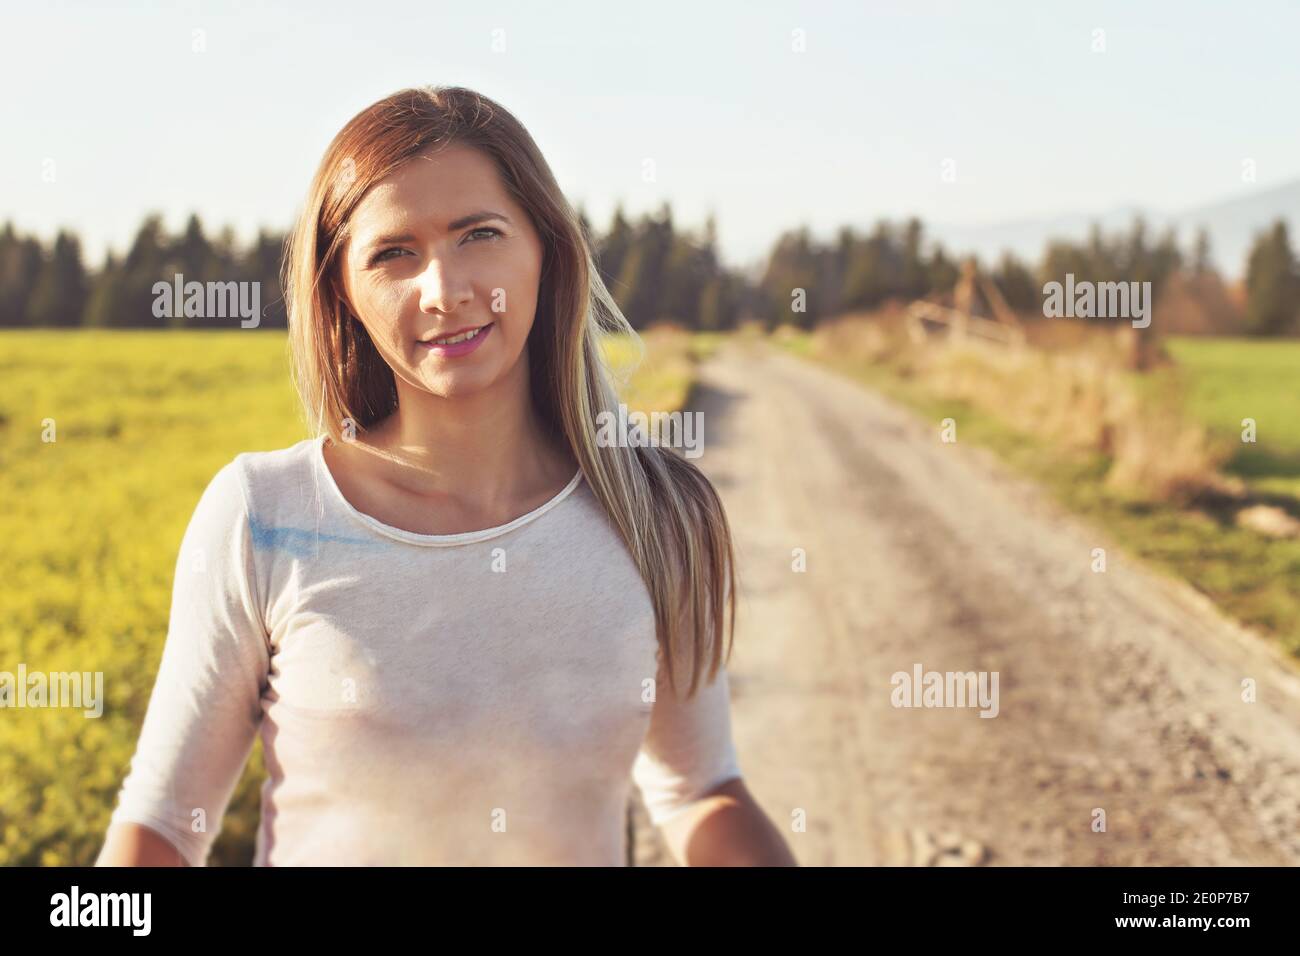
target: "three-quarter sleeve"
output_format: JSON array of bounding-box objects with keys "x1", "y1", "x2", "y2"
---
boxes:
[
  {"x1": 108, "y1": 457, "x2": 270, "y2": 867},
  {"x1": 631, "y1": 651, "x2": 744, "y2": 827}
]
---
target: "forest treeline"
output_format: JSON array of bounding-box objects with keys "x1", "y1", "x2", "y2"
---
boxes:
[{"x1": 1, "y1": 204, "x2": 1297, "y2": 335}]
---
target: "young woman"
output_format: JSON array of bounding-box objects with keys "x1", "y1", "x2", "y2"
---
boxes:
[{"x1": 96, "y1": 86, "x2": 795, "y2": 867}]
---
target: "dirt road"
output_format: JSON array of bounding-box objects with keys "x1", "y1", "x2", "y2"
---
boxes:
[{"x1": 630, "y1": 338, "x2": 1300, "y2": 866}]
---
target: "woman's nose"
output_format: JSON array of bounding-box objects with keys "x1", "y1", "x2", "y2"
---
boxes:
[{"x1": 417, "y1": 257, "x2": 473, "y2": 314}]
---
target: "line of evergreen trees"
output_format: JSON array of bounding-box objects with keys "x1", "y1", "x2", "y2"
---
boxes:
[
  {"x1": 1, "y1": 208, "x2": 1296, "y2": 335},
  {"x1": 758, "y1": 218, "x2": 962, "y2": 330},
  {"x1": 0, "y1": 215, "x2": 286, "y2": 330},
  {"x1": 580, "y1": 203, "x2": 757, "y2": 330},
  {"x1": 757, "y1": 215, "x2": 1298, "y2": 335}
]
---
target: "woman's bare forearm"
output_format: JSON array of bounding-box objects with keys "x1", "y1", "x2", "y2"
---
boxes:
[{"x1": 95, "y1": 822, "x2": 188, "y2": 867}]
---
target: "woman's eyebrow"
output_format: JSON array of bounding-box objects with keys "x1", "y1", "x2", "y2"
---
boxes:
[
  {"x1": 448, "y1": 209, "x2": 512, "y2": 231},
  {"x1": 366, "y1": 210, "x2": 513, "y2": 249}
]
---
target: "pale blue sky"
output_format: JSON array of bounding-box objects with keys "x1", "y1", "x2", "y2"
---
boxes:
[{"x1": 3, "y1": 0, "x2": 1297, "y2": 272}]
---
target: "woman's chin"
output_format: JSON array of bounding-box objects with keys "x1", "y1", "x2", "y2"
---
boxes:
[{"x1": 414, "y1": 367, "x2": 498, "y2": 400}]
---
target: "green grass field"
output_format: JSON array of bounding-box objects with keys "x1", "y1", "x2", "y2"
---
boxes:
[
  {"x1": 0, "y1": 327, "x2": 692, "y2": 866},
  {"x1": 1152, "y1": 337, "x2": 1300, "y2": 500},
  {"x1": 0, "y1": 331, "x2": 305, "y2": 865}
]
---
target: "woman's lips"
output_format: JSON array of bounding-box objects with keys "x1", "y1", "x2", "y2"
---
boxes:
[{"x1": 417, "y1": 322, "x2": 493, "y2": 357}]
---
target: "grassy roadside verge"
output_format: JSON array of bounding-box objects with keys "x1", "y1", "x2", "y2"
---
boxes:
[
  {"x1": 772, "y1": 327, "x2": 1300, "y2": 660},
  {"x1": 602, "y1": 326, "x2": 723, "y2": 413}
]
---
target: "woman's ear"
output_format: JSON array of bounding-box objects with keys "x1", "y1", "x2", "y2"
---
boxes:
[{"x1": 329, "y1": 274, "x2": 354, "y2": 318}]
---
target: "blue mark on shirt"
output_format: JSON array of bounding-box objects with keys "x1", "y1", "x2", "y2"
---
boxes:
[{"x1": 248, "y1": 513, "x2": 381, "y2": 559}]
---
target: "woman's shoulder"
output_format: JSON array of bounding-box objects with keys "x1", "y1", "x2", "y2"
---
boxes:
[
  {"x1": 203, "y1": 436, "x2": 320, "y2": 525},
  {"x1": 231, "y1": 436, "x2": 320, "y2": 488}
]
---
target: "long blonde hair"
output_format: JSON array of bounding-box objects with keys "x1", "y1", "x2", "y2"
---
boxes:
[{"x1": 282, "y1": 86, "x2": 736, "y2": 698}]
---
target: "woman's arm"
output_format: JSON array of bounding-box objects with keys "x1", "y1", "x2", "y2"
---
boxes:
[
  {"x1": 95, "y1": 822, "x2": 189, "y2": 867},
  {"x1": 100, "y1": 457, "x2": 269, "y2": 868},
  {"x1": 658, "y1": 777, "x2": 798, "y2": 866}
]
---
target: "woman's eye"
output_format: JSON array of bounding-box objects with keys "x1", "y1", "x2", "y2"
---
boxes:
[{"x1": 369, "y1": 229, "x2": 500, "y2": 266}]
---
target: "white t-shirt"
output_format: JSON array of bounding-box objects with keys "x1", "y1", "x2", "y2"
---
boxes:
[{"x1": 109, "y1": 435, "x2": 742, "y2": 866}]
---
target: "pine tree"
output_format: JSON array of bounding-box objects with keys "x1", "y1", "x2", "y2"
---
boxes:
[
  {"x1": 1244, "y1": 220, "x2": 1299, "y2": 336},
  {"x1": 250, "y1": 229, "x2": 288, "y2": 329},
  {"x1": 992, "y1": 252, "x2": 1039, "y2": 312},
  {"x1": 27, "y1": 231, "x2": 89, "y2": 327},
  {"x1": 0, "y1": 223, "x2": 45, "y2": 327},
  {"x1": 1191, "y1": 227, "x2": 1213, "y2": 275},
  {"x1": 123, "y1": 214, "x2": 170, "y2": 327},
  {"x1": 84, "y1": 253, "x2": 130, "y2": 328}
]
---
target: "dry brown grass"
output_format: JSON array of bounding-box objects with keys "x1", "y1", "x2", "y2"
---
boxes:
[
  {"x1": 1154, "y1": 273, "x2": 1248, "y2": 336},
  {"x1": 803, "y1": 313, "x2": 1234, "y2": 503}
]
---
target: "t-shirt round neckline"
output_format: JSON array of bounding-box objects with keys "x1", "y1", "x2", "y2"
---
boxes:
[{"x1": 311, "y1": 433, "x2": 584, "y2": 547}]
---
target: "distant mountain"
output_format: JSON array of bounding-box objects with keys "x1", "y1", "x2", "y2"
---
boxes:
[{"x1": 927, "y1": 179, "x2": 1300, "y2": 279}]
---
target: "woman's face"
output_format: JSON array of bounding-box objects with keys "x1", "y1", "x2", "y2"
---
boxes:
[{"x1": 336, "y1": 142, "x2": 544, "y2": 401}]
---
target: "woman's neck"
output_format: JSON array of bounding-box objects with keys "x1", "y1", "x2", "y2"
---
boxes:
[{"x1": 352, "y1": 367, "x2": 576, "y2": 513}]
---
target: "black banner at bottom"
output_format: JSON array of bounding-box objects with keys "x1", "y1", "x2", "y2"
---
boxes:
[{"x1": 0, "y1": 865, "x2": 1286, "y2": 941}]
